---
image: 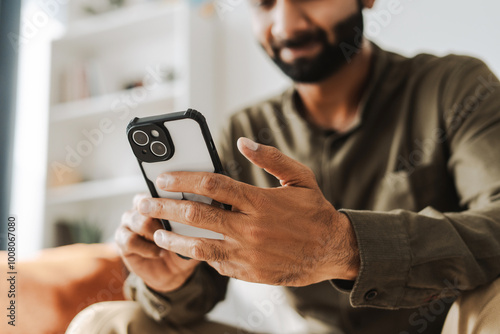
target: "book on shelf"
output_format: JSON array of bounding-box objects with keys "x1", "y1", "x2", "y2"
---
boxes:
[{"x1": 58, "y1": 58, "x2": 109, "y2": 103}]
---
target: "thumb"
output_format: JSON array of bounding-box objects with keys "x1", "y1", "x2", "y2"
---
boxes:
[{"x1": 237, "y1": 137, "x2": 317, "y2": 188}]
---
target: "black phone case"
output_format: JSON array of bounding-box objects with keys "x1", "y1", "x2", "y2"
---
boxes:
[{"x1": 127, "y1": 109, "x2": 230, "y2": 243}]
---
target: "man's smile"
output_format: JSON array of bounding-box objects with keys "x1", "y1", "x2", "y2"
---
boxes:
[{"x1": 279, "y1": 39, "x2": 323, "y2": 63}]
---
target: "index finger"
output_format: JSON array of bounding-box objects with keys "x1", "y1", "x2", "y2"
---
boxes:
[{"x1": 156, "y1": 172, "x2": 256, "y2": 210}]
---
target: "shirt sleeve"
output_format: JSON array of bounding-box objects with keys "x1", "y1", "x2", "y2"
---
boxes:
[
  {"x1": 332, "y1": 58, "x2": 500, "y2": 309},
  {"x1": 123, "y1": 262, "x2": 229, "y2": 325}
]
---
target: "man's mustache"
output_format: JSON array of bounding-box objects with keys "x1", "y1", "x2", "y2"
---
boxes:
[{"x1": 271, "y1": 30, "x2": 326, "y2": 50}]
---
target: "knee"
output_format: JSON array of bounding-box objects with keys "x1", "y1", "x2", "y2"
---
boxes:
[
  {"x1": 443, "y1": 277, "x2": 500, "y2": 334},
  {"x1": 66, "y1": 301, "x2": 140, "y2": 334},
  {"x1": 472, "y1": 278, "x2": 500, "y2": 332}
]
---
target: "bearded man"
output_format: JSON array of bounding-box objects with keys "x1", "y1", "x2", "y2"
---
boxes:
[{"x1": 69, "y1": 0, "x2": 500, "y2": 333}]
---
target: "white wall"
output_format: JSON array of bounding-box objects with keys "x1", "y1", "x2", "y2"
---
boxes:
[
  {"x1": 364, "y1": 0, "x2": 500, "y2": 75},
  {"x1": 214, "y1": 3, "x2": 291, "y2": 119},
  {"x1": 215, "y1": 0, "x2": 500, "y2": 120}
]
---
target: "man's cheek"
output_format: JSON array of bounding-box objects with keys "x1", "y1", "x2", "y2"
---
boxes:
[{"x1": 258, "y1": 40, "x2": 275, "y2": 60}]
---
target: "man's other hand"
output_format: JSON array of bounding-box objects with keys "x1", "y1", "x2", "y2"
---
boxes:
[{"x1": 115, "y1": 194, "x2": 200, "y2": 293}]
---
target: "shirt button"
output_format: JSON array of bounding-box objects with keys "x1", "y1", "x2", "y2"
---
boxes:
[{"x1": 364, "y1": 289, "x2": 378, "y2": 301}]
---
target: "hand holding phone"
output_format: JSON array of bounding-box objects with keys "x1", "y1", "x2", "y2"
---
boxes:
[{"x1": 115, "y1": 193, "x2": 200, "y2": 293}]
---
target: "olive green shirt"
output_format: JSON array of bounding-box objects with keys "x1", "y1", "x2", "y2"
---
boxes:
[{"x1": 125, "y1": 43, "x2": 500, "y2": 333}]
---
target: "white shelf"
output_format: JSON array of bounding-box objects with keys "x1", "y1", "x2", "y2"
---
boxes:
[
  {"x1": 54, "y1": 0, "x2": 181, "y2": 52},
  {"x1": 43, "y1": 1, "x2": 216, "y2": 248},
  {"x1": 50, "y1": 84, "x2": 180, "y2": 122},
  {"x1": 47, "y1": 175, "x2": 147, "y2": 205}
]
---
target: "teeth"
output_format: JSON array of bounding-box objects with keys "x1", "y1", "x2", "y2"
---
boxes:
[{"x1": 281, "y1": 48, "x2": 294, "y2": 62}]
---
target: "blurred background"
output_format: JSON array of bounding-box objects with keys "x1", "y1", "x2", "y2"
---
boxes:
[
  {"x1": 1, "y1": 0, "x2": 500, "y2": 264},
  {"x1": 2, "y1": 0, "x2": 500, "y2": 258},
  {"x1": 1, "y1": 0, "x2": 500, "y2": 332},
  {"x1": 1, "y1": 0, "x2": 500, "y2": 259}
]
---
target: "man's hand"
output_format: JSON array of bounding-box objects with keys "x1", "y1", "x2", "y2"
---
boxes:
[
  {"x1": 115, "y1": 194, "x2": 200, "y2": 293},
  {"x1": 139, "y1": 137, "x2": 360, "y2": 287}
]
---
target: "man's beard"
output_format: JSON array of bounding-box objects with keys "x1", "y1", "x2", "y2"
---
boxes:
[{"x1": 266, "y1": 7, "x2": 364, "y2": 83}]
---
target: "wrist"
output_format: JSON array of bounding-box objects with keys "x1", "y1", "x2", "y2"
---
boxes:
[
  {"x1": 320, "y1": 211, "x2": 359, "y2": 282},
  {"x1": 338, "y1": 211, "x2": 360, "y2": 280},
  {"x1": 337, "y1": 212, "x2": 361, "y2": 281}
]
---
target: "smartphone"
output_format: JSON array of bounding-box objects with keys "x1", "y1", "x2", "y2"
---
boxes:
[{"x1": 127, "y1": 109, "x2": 229, "y2": 242}]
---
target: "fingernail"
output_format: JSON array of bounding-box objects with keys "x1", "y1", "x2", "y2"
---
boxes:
[
  {"x1": 154, "y1": 230, "x2": 165, "y2": 245},
  {"x1": 139, "y1": 199, "x2": 153, "y2": 214},
  {"x1": 156, "y1": 175, "x2": 170, "y2": 189},
  {"x1": 240, "y1": 137, "x2": 259, "y2": 151}
]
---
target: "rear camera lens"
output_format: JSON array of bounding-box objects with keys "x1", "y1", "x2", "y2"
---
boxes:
[
  {"x1": 133, "y1": 130, "x2": 149, "y2": 146},
  {"x1": 150, "y1": 141, "x2": 167, "y2": 157}
]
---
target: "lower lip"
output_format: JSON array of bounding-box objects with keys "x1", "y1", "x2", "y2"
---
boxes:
[{"x1": 280, "y1": 42, "x2": 322, "y2": 62}]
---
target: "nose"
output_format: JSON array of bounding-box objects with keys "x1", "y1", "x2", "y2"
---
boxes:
[{"x1": 271, "y1": 0, "x2": 311, "y2": 41}]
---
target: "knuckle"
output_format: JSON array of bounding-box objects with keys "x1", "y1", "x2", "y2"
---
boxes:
[
  {"x1": 192, "y1": 240, "x2": 228, "y2": 262},
  {"x1": 269, "y1": 147, "x2": 284, "y2": 162},
  {"x1": 215, "y1": 261, "x2": 234, "y2": 278},
  {"x1": 132, "y1": 194, "x2": 142, "y2": 206},
  {"x1": 303, "y1": 165, "x2": 315, "y2": 178},
  {"x1": 191, "y1": 240, "x2": 207, "y2": 259},
  {"x1": 131, "y1": 211, "x2": 143, "y2": 227},
  {"x1": 133, "y1": 193, "x2": 148, "y2": 209},
  {"x1": 184, "y1": 202, "x2": 201, "y2": 223},
  {"x1": 206, "y1": 207, "x2": 223, "y2": 227},
  {"x1": 210, "y1": 244, "x2": 228, "y2": 262},
  {"x1": 214, "y1": 262, "x2": 226, "y2": 276},
  {"x1": 200, "y1": 174, "x2": 220, "y2": 193},
  {"x1": 120, "y1": 211, "x2": 132, "y2": 225},
  {"x1": 303, "y1": 168, "x2": 317, "y2": 182}
]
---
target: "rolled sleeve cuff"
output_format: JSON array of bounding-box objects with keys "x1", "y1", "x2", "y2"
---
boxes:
[
  {"x1": 337, "y1": 209, "x2": 412, "y2": 309},
  {"x1": 124, "y1": 264, "x2": 205, "y2": 323}
]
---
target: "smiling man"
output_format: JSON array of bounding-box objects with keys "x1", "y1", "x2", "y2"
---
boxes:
[{"x1": 68, "y1": 0, "x2": 500, "y2": 333}]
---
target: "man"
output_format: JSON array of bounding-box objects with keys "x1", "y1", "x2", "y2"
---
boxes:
[{"x1": 68, "y1": 0, "x2": 500, "y2": 333}]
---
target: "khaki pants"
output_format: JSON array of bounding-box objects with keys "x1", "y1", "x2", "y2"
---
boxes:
[
  {"x1": 442, "y1": 277, "x2": 500, "y2": 334},
  {"x1": 67, "y1": 278, "x2": 500, "y2": 334},
  {"x1": 66, "y1": 301, "x2": 254, "y2": 334}
]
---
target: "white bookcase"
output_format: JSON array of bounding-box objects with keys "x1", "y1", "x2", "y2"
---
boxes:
[{"x1": 43, "y1": 0, "x2": 218, "y2": 247}]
